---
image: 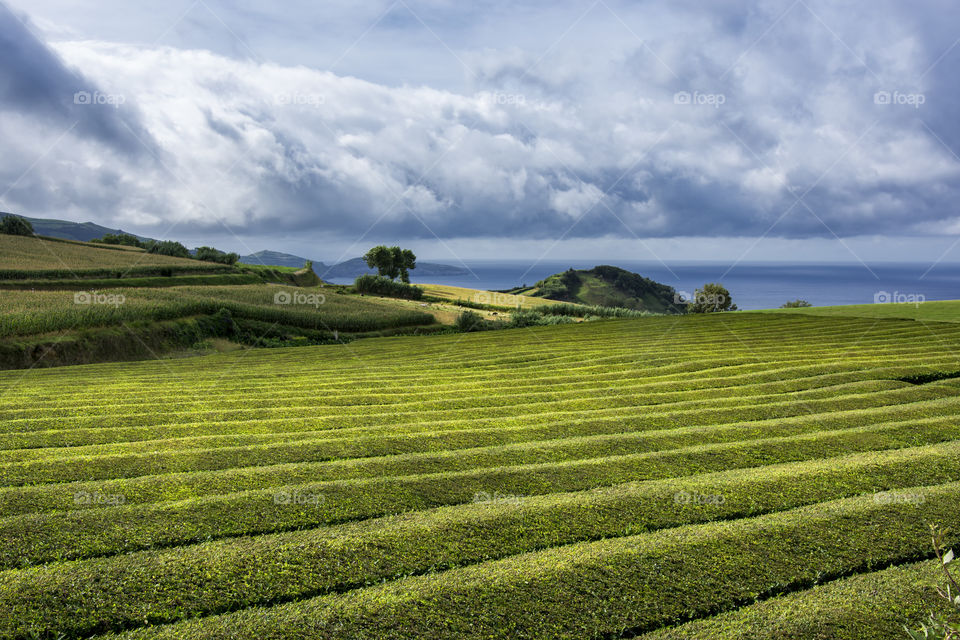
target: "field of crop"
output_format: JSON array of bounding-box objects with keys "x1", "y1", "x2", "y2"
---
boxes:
[
  {"x1": 766, "y1": 298, "x2": 960, "y2": 323},
  {"x1": 420, "y1": 283, "x2": 567, "y2": 308},
  {"x1": 0, "y1": 284, "x2": 434, "y2": 338},
  {"x1": 0, "y1": 235, "x2": 205, "y2": 272},
  {"x1": 1, "y1": 312, "x2": 959, "y2": 638}
]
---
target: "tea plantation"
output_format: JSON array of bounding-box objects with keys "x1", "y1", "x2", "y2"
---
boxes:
[{"x1": 1, "y1": 311, "x2": 958, "y2": 638}]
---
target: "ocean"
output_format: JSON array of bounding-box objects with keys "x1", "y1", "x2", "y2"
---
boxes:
[{"x1": 329, "y1": 261, "x2": 960, "y2": 311}]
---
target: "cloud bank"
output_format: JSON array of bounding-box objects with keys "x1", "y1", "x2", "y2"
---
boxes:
[{"x1": 1, "y1": 0, "x2": 959, "y2": 258}]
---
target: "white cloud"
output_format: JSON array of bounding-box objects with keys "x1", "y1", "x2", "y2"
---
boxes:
[{"x1": 1, "y1": 0, "x2": 959, "y2": 261}]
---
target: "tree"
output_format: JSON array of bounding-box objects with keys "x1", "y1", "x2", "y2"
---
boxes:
[
  {"x1": 363, "y1": 246, "x2": 393, "y2": 278},
  {"x1": 781, "y1": 299, "x2": 812, "y2": 308},
  {"x1": 687, "y1": 283, "x2": 737, "y2": 313},
  {"x1": 394, "y1": 248, "x2": 416, "y2": 283},
  {"x1": 0, "y1": 214, "x2": 33, "y2": 236},
  {"x1": 363, "y1": 245, "x2": 416, "y2": 282}
]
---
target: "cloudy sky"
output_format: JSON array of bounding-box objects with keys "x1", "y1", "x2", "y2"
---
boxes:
[{"x1": 0, "y1": 0, "x2": 958, "y2": 266}]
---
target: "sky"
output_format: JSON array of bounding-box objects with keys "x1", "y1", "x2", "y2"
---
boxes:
[{"x1": 0, "y1": 0, "x2": 958, "y2": 267}]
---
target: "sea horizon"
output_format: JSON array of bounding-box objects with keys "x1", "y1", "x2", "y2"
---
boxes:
[{"x1": 331, "y1": 260, "x2": 960, "y2": 311}]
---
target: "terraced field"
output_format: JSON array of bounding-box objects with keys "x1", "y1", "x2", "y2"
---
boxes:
[
  {"x1": 0, "y1": 235, "x2": 207, "y2": 273},
  {"x1": 0, "y1": 285, "x2": 433, "y2": 338},
  {"x1": 419, "y1": 283, "x2": 566, "y2": 308},
  {"x1": 766, "y1": 299, "x2": 960, "y2": 323},
  {"x1": 1, "y1": 312, "x2": 959, "y2": 638}
]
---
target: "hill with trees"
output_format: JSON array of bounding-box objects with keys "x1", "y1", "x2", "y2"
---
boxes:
[{"x1": 512, "y1": 265, "x2": 686, "y2": 314}]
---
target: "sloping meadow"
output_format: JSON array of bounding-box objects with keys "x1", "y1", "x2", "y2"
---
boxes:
[{"x1": 0, "y1": 312, "x2": 958, "y2": 638}]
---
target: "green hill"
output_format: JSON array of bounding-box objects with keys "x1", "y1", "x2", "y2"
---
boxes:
[{"x1": 516, "y1": 265, "x2": 683, "y2": 314}]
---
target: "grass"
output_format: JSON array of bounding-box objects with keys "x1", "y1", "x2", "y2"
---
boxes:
[
  {"x1": 761, "y1": 298, "x2": 960, "y2": 322},
  {"x1": 1, "y1": 313, "x2": 959, "y2": 637},
  {"x1": 641, "y1": 559, "x2": 950, "y2": 639},
  {"x1": 419, "y1": 283, "x2": 569, "y2": 309},
  {"x1": 0, "y1": 234, "x2": 204, "y2": 272},
  {"x1": 0, "y1": 285, "x2": 434, "y2": 341}
]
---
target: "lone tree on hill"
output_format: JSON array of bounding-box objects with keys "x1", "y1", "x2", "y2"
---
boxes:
[
  {"x1": 687, "y1": 283, "x2": 737, "y2": 313},
  {"x1": 363, "y1": 246, "x2": 417, "y2": 282},
  {"x1": 0, "y1": 214, "x2": 33, "y2": 236}
]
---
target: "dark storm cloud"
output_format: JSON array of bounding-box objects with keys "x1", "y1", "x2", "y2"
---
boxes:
[{"x1": 0, "y1": 3, "x2": 156, "y2": 156}]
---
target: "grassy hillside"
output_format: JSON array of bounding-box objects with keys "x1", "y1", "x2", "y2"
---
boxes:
[
  {"x1": 3, "y1": 213, "x2": 152, "y2": 243},
  {"x1": 517, "y1": 265, "x2": 683, "y2": 313},
  {"x1": 1, "y1": 312, "x2": 959, "y2": 638},
  {"x1": 0, "y1": 234, "x2": 208, "y2": 272},
  {"x1": 420, "y1": 283, "x2": 572, "y2": 309},
  {"x1": 0, "y1": 284, "x2": 435, "y2": 368},
  {"x1": 763, "y1": 298, "x2": 960, "y2": 322}
]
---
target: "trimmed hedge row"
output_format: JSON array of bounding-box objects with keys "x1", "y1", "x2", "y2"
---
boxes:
[
  {"x1": 4, "y1": 442, "x2": 960, "y2": 638},
  {"x1": 0, "y1": 378, "x2": 947, "y2": 457},
  {"x1": 641, "y1": 559, "x2": 949, "y2": 639},
  {"x1": 3, "y1": 393, "x2": 959, "y2": 489},
  {"x1": 3, "y1": 410, "x2": 958, "y2": 518},
  {"x1": 1, "y1": 372, "x2": 954, "y2": 440},
  {"x1": 3, "y1": 417, "x2": 960, "y2": 568},
  {"x1": 107, "y1": 482, "x2": 960, "y2": 639}
]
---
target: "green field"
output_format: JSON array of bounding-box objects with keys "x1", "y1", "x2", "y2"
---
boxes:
[
  {"x1": 1, "y1": 312, "x2": 958, "y2": 638},
  {"x1": 0, "y1": 235, "x2": 206, "y2": 273},
  {"x1": 0, "y1": 285, "x2": 435, "y2": 338},
  {"x1": 765, "y1": 298, "x2": 960, "y2": 323}
]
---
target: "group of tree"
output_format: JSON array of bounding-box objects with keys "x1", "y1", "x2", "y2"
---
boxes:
[
  {"x1": 144, "y1": 240, "x2": 191, "y2": 258},
  {"x1": 363, "y1": 246, "x2": 417, "y2": 282},
  {"x1": 95, "y1": 233, "x2": 145, "y2": 248},
  {"x1": 92, "y1": 233, "x2": 238, "y2": 264},
  {"x1": 0, "y1": 214, "x2": 33, "y2": 236},
  {"x1": 194, "y1": 246, "x2": 240, "y2": 265}
]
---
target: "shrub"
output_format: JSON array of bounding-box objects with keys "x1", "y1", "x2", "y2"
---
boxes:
[
  {"x1": 508, "y1": 310, "x2": 575, "y2": 328},
  {"x1": 353, "y1": 274, "x2": 423, "y2": 300},
  {"x1": 0, "y1": 214, "x2": 33, "y2": 236},
  {"x1": 455, "y1": 310, "x2": 492, "y2": 332},
  {"x1": 782, "y1": 299, "x2": 813, "y2": 308}
]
